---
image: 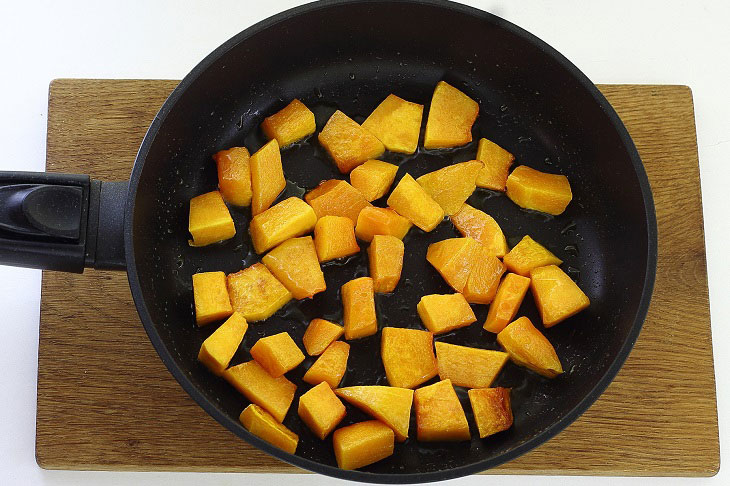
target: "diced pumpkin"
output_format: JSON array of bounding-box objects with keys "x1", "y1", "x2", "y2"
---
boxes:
[
  {"x1": 212, "y1": 147, "x2": 252, "y2": 206},
  {"x1": 240, "y1": 404, "x2": 299, "y2": 454},
  {"x1": 305, "y1": 179, "x2": 372, "y2": 225},
  {"x1": 497, "y1": 316, "x2": 563, "y2": 378},
  {"x1": 335, "y1": 386, "x2": 414, "y2": 442},
  {"x1": 188, "y1": 191, "x2": 236, "y2": 247},
  {"x1": 368, "y1": 235, "x2": 404, "y2": 293},
  {"x1": 192, "y1": 271, "x2": 233, "y2": 326},
  {"x1": 302, "y1": 318, "x2": 344, "y2": 356},
  {"x1": 250, "y1": 331, "x2": 305, "y2": 377},
  {"x1": 462, "y1": 247, "x2": 505, "y2": 304},
  {"x1": 423, "y1": 81, "x2": 479, "y2": 149},
  {"x1": 249, "y1": 197, "x2": 317, "y2": 254},
  {"x1": 530, "y1": 265, "x2": 590, "y2": 327},
  {"x1": 468, "y1": 387, "x2": 513, "y2": 438},
  {"x1": 262, "y1": 236, "x2": 326, "y2": 299},
  {"x1": 503, "y1": 235, "x2": 562, "y2": 277},
  {"x1": 349, "y1": 159, "x2": 399, "y2": 202},
  {"x1": 381, "y1": 327, "x2": 437, "y2": 389},
  {"x1": 198, "y1": 312, "x2": 248, "y2": 375},
  {"x1": 387, "y1": 174, "x2": 444, "y2": 232},
  {"x1": 413, "y1": 379, "x2": 470, "y2": 442},
  {"x1": 298, "y1": 382, "x2": 346, "y2": 440},
  {"x1": 261, "y1": 99, "x2": 316, "y2": 147},
  {"x1": 426, "y1": 237, "x2": 480, "y2": 292},
  {"x1": 361, "y1": 94, "x2": 424, "y2": 154},
  {"x1": 313, "y1": 215, "x2": 360, "y2": 262},
  {"x1": 483, "y1": 273, "x2": 531, "y2": 333},
  {"x1": 415, "y1": 160, "x2": 483, "y2": 215},
  {"x1": 226, "y1": 263, "x2": 292, "y2": 322},
  {"x1": 451, "y1": 204, "x2": 508, "y2": 257},
  {"x1": 475, "y1": 138, "x2": 514, "y2": 191},
  {"x1": 318, "y1": 110, "x2": 385, "y2": 173},
  {"x1": 505, "y1": 165, "x2": 572, "y2": 215},
  {"x1": 333, "y1": 420, "x2": 395, "y2": 470},
  {"x1": 355, "y1": 206, "x2": 412, "y2": 242},
  {"x1": 342, "y1": 277, "x2": 378, "y2": 340},
  {"x1": 302, "y1": 341, "x2": 350, "y2": 388},
  {"x1": 434, "y1": 342, "x2": 508, "y2": 388},
  {"x1": 224, "y1": 360, "x2": 297, "y2": 422},
  {"x1": 250, "y1": 139, "x2": 286, "y2": 216},
  {"x1": 416, "y1": 293, "x2": 476, "y2": 335}
]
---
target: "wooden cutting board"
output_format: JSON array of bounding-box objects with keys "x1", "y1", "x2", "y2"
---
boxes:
[{"x1": 36, "y1": 80, "x2": 718, "y2": 476}]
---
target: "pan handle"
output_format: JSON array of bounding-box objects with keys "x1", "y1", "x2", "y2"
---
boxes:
[{"x1": 0, "y1": 171, "x2": 127, "y2": 273}]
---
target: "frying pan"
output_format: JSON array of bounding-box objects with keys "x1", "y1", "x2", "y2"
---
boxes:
[{"x1": 0, "y1": 0, "x2": 657, "y2": 482}]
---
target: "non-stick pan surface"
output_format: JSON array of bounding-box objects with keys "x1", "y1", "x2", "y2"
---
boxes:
[{"x1": 125, "y1": 0, "x2": 657, "y2": 482}]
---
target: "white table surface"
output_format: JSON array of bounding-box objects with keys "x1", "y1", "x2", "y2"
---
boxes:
[{"x1": 1, "y1": 1, "x2": 727, "y2": 485}]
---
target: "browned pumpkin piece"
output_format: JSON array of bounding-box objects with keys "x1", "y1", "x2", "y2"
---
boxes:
[
  {"x1": 313, "y1": 215, "x2": 360, "y2": 262},
  {"x1": 354, "y1": 206, "x2": 412, "y2": 242},
  {"x1": 335, "y1": 386, "x2": 414, "y2": 442},
  {"x1": 505, "y1": 165, "x2": 573, "y2": 215},
  {"x1": 497, "y1": 316, "x2": 563, "y2": 378},
  {"x1": 484, "y1": 273, "x2": 531, "y2": 333},
  {"x1": 361, "y1": 94, "x2": 424, "y2": 154},
  {"x1": 381, "y1": 327, "x2": 437, "y2": 389},
  {"x1": 197, "y1": 312, "x2": 248, "y2": 375},
  {"x1": 416, "y1": 293, "x2": 476, "y2": 335},
  {"x1": 349, "y1": 159, "x2": 399, "y2": 202},
  {"x1": 368, "y1": 235, "x2": 404, "y2": 293},
  {"x1": 226, "y1": 263, "x2": 292, "y2": 322},
  {"x1": 250, "y1": 139, "x2": 286, "y2": 216},
  {"x1": 462, "y1": 246, "x2": 505, "y2": 305},
  {"x1": 423, "y1": 81, "x2": 479, "y2": 149},
  {"x1": 318, "y1": 110, "x2": 385, "y2": 173},
  {"x1": 434, "y1": 342, "x2": 508, "y2": 388},
  {"x1": 192, "y1": 271, "x2": 233, "y2": 326},
  {"x1": 212, "y1": 147, "x2": 253, "y2": 207},
  {"x1": 530, "y1": 265, "x2": 590, "y2": 327},
  {"x1": 426, "y1": 237, "x2": 480, "y2": 292},
  {"x1": 305, "y1": 179, "x2": 372, "y2": 224},
  {"x1": 239, "y1": 404, "x2": 299, "y2": 454},
  {"x1": 224, "y1": 360, "x2": 297, "y2": 422},
  {"x1": 342, "y1": 277, "x2": 378, "y2": 340},
  {"x1": 415, "y1": 160, "x2": 483, "y2": 215},
  {"x1": 188, "y1": 191, "x2": 236, "y2": 247},
  {"x1": 451, "y1": 204, "x2": 509, "y2": 257},
  {"x1": 468, "y1": 387, "x2": 513, "y2": 438},
  {"x1": 302, "y1": 341, "x2": 350, "y2": 388},
  {"x1": 414, "y1": 379, "x2": 470, "y2": 442},
  {"x1": 333, "y1": 420, "x2": 395, "y2": 470},
  {"x1": 250, "y1": 331, "x2": 306, "y2": 377},
  {"x1": 261, "y1": 236, "x2": 326, "y2": 299},
  {"x1": 298, "y1": 382, "x2": 347, "y2": 440},
  {"x1": 261, "y1": 99, "x2": 316, "y2": 147},
  {"x1": 503, "y1": 235, "x2": 562, "y2": 277},
  {"x1": 249, "y1": 197, "x2": 317, "y2": 254},
  {"x1": 387, "y1": 174, "x2": 444, "y2": 231},
  {"x1": 302, "y1": 318, "x2": 344, "y2": 356},
  {"x1": 475, "y1": 138, "x2": 514, "y2": 191}
]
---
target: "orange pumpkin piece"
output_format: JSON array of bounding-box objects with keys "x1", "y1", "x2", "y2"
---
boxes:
[
  {"x1": 368, "y1": 235, "x2": 404, "y2": 293},
  {"x1": 434, "y1": 342, "x2": 508, "y2": 388},
  {"x1": 335, "y1": 386, "x2": 414, "y2": 442},
  {"x1": 503, "y1": 235, "x2": 562, "y2": 276},
  {"x1": 416, "y1": 293, "x2": 476, "y2": 335},
  {"x1": 240, "y1": 404, "x2": 299, "y2": 454},
  {"x1": 305, "y1": 179, "x2": 372, "y2": 224},
  {"x1": 298, "y1": 382, "x2": 346, "y2": 440},
  {"x1": 250, "y1": 139, "x2": 286, "y2": 216},
  {"x1": 387, "y1": 174, "x2": 444, "y2": 232},
  {"x1": 361, "y1": 94, "x2": 424, "y2": 154},
  {"x1": 483, "y1": 273, "x2": 531, "y2": 333},
  {"x1": 188, "y1": 191, "x2": 236, "y2": 247},
  {"x1": 462, "y1": 247, "x2": 505, "y2": 304},
  {"x1": 381, "y1": 327, "x2": 437, "y2": 389},
  {"x1": 318, "y1": 110, "x2": 385, "y2": 173},
  {"x1": 197, "y1": 312, "x2": 248, "y2": 375},
  {"x1": 423, "y1": 81, "x2": 479, "y2": 149},
  {"x1": 192, "y1": 271, "x2": 233, "y2": 326},
  {"x1": 333, "y1": 420, "x2": 395, "y2": 470},
  {"x1": 355, "y1": 206, "x2": 412, "y2": 242},
  {"x1": 226, "y1": 263, "x2": 292, "y2": 322},
  {"x1": 415, "y1": 160, "x2": 483, "y2": 215},
  {"x1": 249, "y1": 197, "x2": 317, "y2": 254},
  {"x1": 497, "y1": 316, "x2": 563, "y2": 378},
  {"x1": 342, "y1": 277, "x2": 378, "y2": 340},
  {"x1": 530, "y1": 265, "x2": 590, "y2": 327},
  {"x1": 302, "y1": 341, "x2": 350, "y2": 388},
  {"x1": 261, "y1": 99, "x2": 316, "y2": 147},
  {"x1": 475, "y1": 138, "x2": 514, "y2": 191},
  {"x1": 313, "y1": 215, "x2": 360, "y2": 262},
  {"x1": 468, "y1": 387, "x2": 513, "y2": 438},
  {"x1": 212, "y1": 147, "x2": 253, "y2": 206},
  {"x1": 426, "y1": 237, "x2": 480, "y2": 292},
  {"x1": 451, "y1": 204, "x2": 508, "y2": 257},
  {"x1": 505, "y1": 165, "x2": 572, "y2": 215},
  {"x1": 413, "y1": 379, "x2": 470, "y2": 442},
  {"x1": 302, "y1": 318, "x2": 344, "y2": 356},
  {"x1": 262, "y1": 236, "x2": 326, "y2": 299},
  {"x1": 250, "y1": 331, "x2": 306, "y2": 377},
  {"x1": 349, "y1": 159, "x2": 399, "y2": 201},
  {"x1": 223, "y1": 360, "x2": 297, "y2": 422}
]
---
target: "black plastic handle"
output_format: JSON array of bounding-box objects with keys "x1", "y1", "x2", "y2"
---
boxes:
[{"x1": 0, "y1": 171, "x2": 127, "y2": 273}]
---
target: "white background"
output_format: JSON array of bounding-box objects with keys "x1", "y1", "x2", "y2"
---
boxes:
[{"x1": 0, "y1": 1, "x2": 727, "y2": 485}]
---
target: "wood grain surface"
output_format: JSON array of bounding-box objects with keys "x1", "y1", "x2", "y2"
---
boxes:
[{"x1": 36, "y1": 79, "x2": 718, "y2": 476}]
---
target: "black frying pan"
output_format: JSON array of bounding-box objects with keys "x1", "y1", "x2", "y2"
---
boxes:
[{"x1": 0, "y1": 0, "x2": 657, "y2": 482}]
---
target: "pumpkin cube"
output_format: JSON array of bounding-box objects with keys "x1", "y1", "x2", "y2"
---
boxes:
[
  {"x1": 415, "y1": 160, "x2": 483, "y2": 215},
  {"x1": 298, "y1": 382, "x2": 346, "y2": 440},
  {"x1": 416, "y1": 293, "x2": 476, "y2": 335},
  {"x1": 413, "y1": 379, "x2": 470, "y2": 442},
  {"x1": 318, "y1": 110, "x2": 385, "y2": 173},
  {"x1": 249, "y1": 197, "x2": 317, "y2": 254},
  {"x1": 305, "y1": 179, "x2": 372, "y2": 224},
  {"x1": 226, "y1": 263, "x2": 292, "y2": 322},
  {"x1": 426, "y1": 237, "x2": 480, "y2": 292},
  {"x1": 188, "y1": 191, "x2": 236, "y2": 247},
  {"x1": 434, "y1": 342, "x2": 508, "y2": 388},
  {"x1": 423, "y1": 81, "x2": 479, "y2": 149},
  {"x1": 313, "y1": 215, "x2": 360, "y2": 262},
  {"x1": 361, "y1": 94, "x2": 424, "y2": 154},
  {"x1": 333, "y1": 420, "x2": 395, "y2": 470},
  {"x1": 250, "y1": 331, "x2": 305, "y2": 377},
  {"x1": 250, "y1": 139, "x2": 286, "y2": 216},
  {"x1": 224, "y1": 360, "x2": 297, "y2": 422},
  {"x1": 368, "y1": 235, "x2": 404, "y2": 293},
  {"x1": 302, "y1": 341, "x2": 350, "y2": 388},
  {"x1": 497, "y1": 316, "x2": 563, "y2": 378},
  {"x1": 506, "y1": 165, "x2": 572, "y2": 215},
  {"x1": 475, "y1": 138, "x2": 514, "y2": 191},
  {"x1": 262, "y1": 236, "x2": 326, "y2": 299},
  {"x1": 468, "y1": 387, "x2": 513, "y2": 438},
  {"x1": 530, "y1": 265, "x2": 590, "y2": 327},
  {"x1": 462, "y1": 247, "x2": 505, "y2": 304},
  {"x1": 349, "y1": 159, "x2": 399, "y2": 202},
  {"x1": 503, "y1": 235, "x2": 562, "y2": 277},
  {"x1": 261, "y1": 99, "x2": 316, "y2": 147},
  {"x1": 483, "y1": 273, "x2": 531, "y2": 333},
  {"x1": 355, "y1": 206, "x2": 412, "y2": 242},
  {"x1": 381, "y1": 327, "x2": 437, "y2": 389},
  {"x1": 212, "y1": 147, "x2": 252, "y2": 207},
  {"x1": 387, "y1": 174, "x2": 444, "y2": 232},
  {"x1": 302, "y1": 318, "x2": 344, "y2": 356},
  {"x1": 335, "y1": 386, "x2": 414, "y2": 442},
  {"x1": 197, "y1": 312, "x2": 248, "y2": 375},
  {"x1": 192, "y1": 271, "x2": 233, "y2": 326},
  {"x1": 342, "y1": 277, "x2": 378, "y2": 340},
  {"x1": 240, "y1": 404, "x2": 299, "y2": 454},
  {"x1": 451, "y1": 204, "x2": 508, "y2": 257}
]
